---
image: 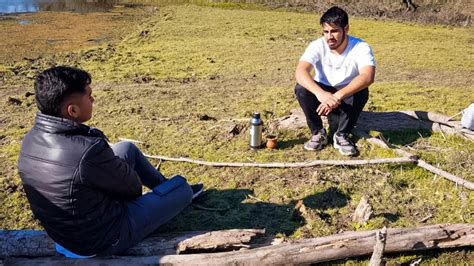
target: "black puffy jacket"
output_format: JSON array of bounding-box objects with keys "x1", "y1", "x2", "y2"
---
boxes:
[{"x1": 18, "y1": 113, "x2": 142, "y2": 255}]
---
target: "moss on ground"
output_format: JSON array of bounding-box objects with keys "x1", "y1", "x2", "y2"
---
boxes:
[{"x1": 0, "y1": 3, "x2": 472, "y2": 264}]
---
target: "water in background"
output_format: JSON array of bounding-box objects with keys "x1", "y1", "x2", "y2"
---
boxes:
[
  {"x1": 0, "y1": 0, "x2": 120, "y2": 14},
  {"x1": 0, "y1": 0, "x2": 288, "y2": 15}
]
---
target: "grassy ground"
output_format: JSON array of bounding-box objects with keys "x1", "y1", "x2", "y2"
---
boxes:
[{"x1": 0, "y1": 3, "x2": 473, "y2": 264}]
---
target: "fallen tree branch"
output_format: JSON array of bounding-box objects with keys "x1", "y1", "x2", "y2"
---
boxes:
[
  {"x1": 143, "y1": 153, "x2": 416, "y2": 168},
  {"x1": 353, "y1": 129, "x2": 474, "y2": 190},
  {"x1": 4, "y1": 224, "x2": 472, "y2": 265},
  {"x1": 369, "y1": 226, "x2": 387, "y2": 266},
  {"x1": 0, "y1": 229, "x2": 266, "y2": 258},
  {"x1": 278, "y1": 109, "x2": 474, "y2": 140}
]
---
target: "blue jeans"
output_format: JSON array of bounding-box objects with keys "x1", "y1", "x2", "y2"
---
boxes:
[{"x1": 101, "y1": 141, "x2": 193, "y2": 255}]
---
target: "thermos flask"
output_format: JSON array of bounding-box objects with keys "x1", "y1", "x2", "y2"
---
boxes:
[{"x1": 249, "y1": 112, "x2": 263, "y2": 149}]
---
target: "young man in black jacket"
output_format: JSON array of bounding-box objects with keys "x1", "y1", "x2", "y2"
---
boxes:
[{"x1": 18, "y1": 66, "x2": 203, "y2": 257}]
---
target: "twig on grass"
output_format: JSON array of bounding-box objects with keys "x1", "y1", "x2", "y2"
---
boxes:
[
  {"x1": 447, "y1": 110, "x2": 463, "y2": 121},
  {"x1": 118, "y1": 137, "x2": 144, "y2": 144},
  {"x1": 247, "y1": 194, "x2": 264, "y2": 202},
  {"x1": 353, "y1": 128, "x2": 474, "y2": 191},
  {"x1": 419, "y1": 214, "x2": 433, "y2": 223},
  {"x1": 143, "y1": 153, "x2": 416, "y2": 168},
  {"x1": 193, "y1": 203, "x2": 231, "y2": 212}
]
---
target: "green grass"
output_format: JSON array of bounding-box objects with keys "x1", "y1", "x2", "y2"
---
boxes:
[{"x1": 0, "y1": 3, "x2": 473, "y2": 264}]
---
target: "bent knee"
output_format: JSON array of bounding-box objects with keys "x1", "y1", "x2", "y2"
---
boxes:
[
  {"x1": 295, "y1": 84, "x2": 313, "y2": 98},
  {"x1": 111, "y1": 140, "x2": 138, "y2": 155}
]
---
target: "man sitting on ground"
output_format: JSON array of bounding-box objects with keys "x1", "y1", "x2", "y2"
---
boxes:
[
  {"x1": 18, "y1": 66, "x2": 203, "y2": 257},
  {"x1": 295, "y1": 6, "x2": 376, "y2": 156}
]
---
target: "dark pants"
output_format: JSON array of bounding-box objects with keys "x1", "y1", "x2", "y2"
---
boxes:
[
  {"x1": 295, "y1": 82, "x2": 369, "y2": 135},
  {"x1": 101, "y1": 141, "x2": 193, "y2": 255}
]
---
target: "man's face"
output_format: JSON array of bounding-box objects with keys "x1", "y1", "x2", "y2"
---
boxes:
[
  {"x1": 69, "y1": 85, "x2": 94, "y2": 123},
  {"x1": 76, "y1": 85, "x2": 94, "y2": 123},
  {"x1": 322, "y1": 23, "x2": 348, "y2": 50}
]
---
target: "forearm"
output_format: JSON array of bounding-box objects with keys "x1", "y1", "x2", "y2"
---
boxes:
[
  {"x1": 334, "y1": 71, "x2": 374, "y2": 100},
  {"x1": 295, "y1": 68, "x2": 325, "y2": 97}
]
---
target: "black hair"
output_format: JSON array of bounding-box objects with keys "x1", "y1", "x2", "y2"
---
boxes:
[
  {"x1": 34, "y1": 66, "x2": 91, "y2": 117},
  {"x1": 320, "y1": 6, "x2": 349, "y2": 29}
]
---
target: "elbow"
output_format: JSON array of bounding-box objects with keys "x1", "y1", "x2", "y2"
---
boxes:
[
  {"x1": 365, "y1": 72, "x2": 375, "y2": 87},
  {"x1": 294, "y1": 70, "x2": 300, "y2": 82},
  {"x1": 295, "y1": 70, "x2": 303, "y2": 85},
  {"x1": 367, "y1": 77, "x2": 375, "y2": 86}
]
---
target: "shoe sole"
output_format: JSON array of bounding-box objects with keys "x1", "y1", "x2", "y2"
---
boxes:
[
  {"x1": 333, "y1": 142, "x2": 357, "y2": 156},
  {"x1": 304, "y1": 139, "x2": 328, "y2": 151}
]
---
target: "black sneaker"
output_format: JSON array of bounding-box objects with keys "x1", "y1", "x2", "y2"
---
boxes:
[
  {"x1": 191, "y1": 183, "x2": 204, "y2": 199},
  {"x1": 333, "y1": 132, "x2": 357, "y2": 156}
]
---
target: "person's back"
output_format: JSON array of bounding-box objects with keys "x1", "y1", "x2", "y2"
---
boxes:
[
  {"x1": 19, "y1": 113, "x2": 128, "y2": 255},
  {"x1": 18, "y1": 66, "x2": 200, "y2": 256}
]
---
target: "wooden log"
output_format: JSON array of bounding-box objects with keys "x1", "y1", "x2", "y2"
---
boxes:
[
  {"x1": 4, "y1": 224, "x2": 473, "y2": 265},
  {"x1": 0, "y1": 229, "x2": 266, "y2": 258},
  {"x1": 278, "y1": 109, "x2": 474, "y2": 140}
]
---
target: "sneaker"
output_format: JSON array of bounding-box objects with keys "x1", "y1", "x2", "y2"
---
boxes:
[
  {"x1": 333, "y1": 132, "x2": 357, "y2": 156},
  {"x1": 191, "y1": 183, "x2": 204, "y2": 199},
  {"x1": 304, "y1": 129, "x2": 328, "y2": 151}
]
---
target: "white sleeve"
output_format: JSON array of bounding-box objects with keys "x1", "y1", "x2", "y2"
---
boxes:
[
  {"x1": 299, "y1": 41, "x2": 321, "y2": 65},
  {"x1": 356, "y1": 42, "x2": 376, "y2": 70}
]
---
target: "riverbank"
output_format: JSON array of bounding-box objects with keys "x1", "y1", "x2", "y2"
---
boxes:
[{"x1": 0, "y1": 4, "x2": 152, "y2": 64}]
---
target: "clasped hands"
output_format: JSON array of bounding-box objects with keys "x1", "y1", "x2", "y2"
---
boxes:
[{"x1": 316, "y1": 91, "x2": 341, "y2": 116}]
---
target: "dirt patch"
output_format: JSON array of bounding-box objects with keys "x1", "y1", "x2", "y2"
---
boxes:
[{"x1": 0, "y1": 5, "x2": 150, "y2": 64}]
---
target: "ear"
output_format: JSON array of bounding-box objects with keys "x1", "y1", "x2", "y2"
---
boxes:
[
  {"x1": 66, "y1": 104, "x2": 81, "y2": 119},
  {"x1": 344, "y1": 25, "x2": 349, "y2": 33}
]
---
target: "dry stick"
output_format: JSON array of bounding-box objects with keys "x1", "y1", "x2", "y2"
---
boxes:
[
  {"x1": 369, "y1": 226, "x2": 387, "y2": 266},
  {"x1": 353, "y1": 129, "x2": 474, "y2": 190},
  {"x1": 446, "y1": 110, "x2": 463, "y2": 121},
  {"x1": 119, "y1": 137, "x2": 415, "y2": 167},
  {"x1": 143, "y1": 153, "x2": 416, "y2": 168}
]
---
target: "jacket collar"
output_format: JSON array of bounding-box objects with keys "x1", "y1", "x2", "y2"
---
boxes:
[{"x1": 34, "y1": 113, "x2": 108, "y2": 140}]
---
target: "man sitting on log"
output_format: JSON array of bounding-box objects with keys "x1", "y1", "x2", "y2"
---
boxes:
[
  {"x1": 17, "y1": 66, "x2": 203, "y2": 257},
  {"x1": 295, "y1": 6, "x2": 376, "y2": 156}
]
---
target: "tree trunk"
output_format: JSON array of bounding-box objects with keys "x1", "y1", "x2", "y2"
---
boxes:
[{"x1": 3, "y1": 224, "x2": 472, "y2": 265}]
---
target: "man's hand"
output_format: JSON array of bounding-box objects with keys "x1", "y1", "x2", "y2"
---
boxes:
[
  {"x1": 315, "y1": 91, "x2": 340, "y2": 115},
  {"x1": 316, "y1": 90, "x2": 340, "y2": 108},
  {"x1": 316, "y1": 103, "x2": 332, "y2": 116}
]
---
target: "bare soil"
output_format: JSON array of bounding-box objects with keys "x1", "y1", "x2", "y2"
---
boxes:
[{"x1": 0, "y1": 5, "x2": 147, "y2": 64}]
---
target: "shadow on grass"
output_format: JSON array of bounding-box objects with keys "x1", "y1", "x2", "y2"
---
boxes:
[
  {"x1": 156, "y1": 187, "x2": 350, "y2": 236},
  {"x1": 327, "y1": 111, "x2": 434, "y2": 146},
  {"x1": 277, "y1": 138, "x2": 307, "y2": 149},
  {"x1": 379, "y1": 129, "x2": 432, "y2": 146},
  {"x1": 303, "y1": 187, "x2": 349, "y2": 211}
]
